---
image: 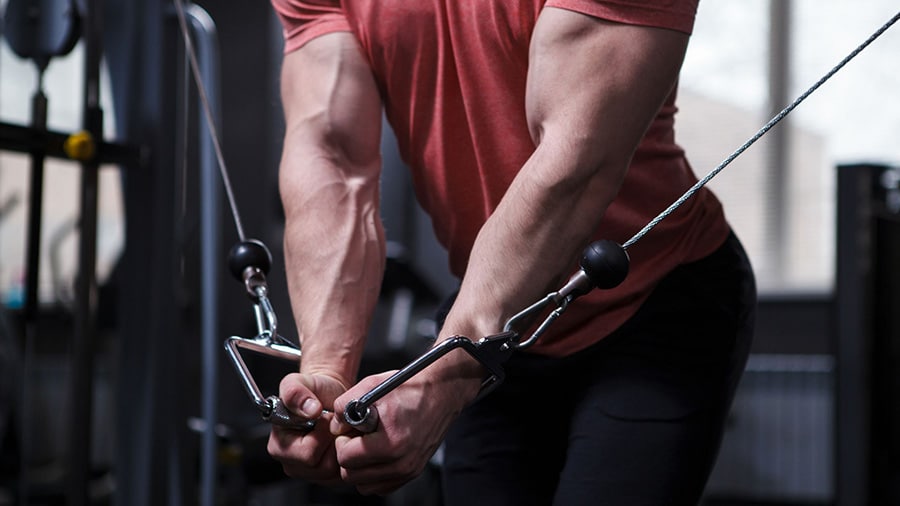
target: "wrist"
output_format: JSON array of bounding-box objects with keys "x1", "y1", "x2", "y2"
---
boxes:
[
  {"x1": 420, "y1": 336, "x2": 491, "y2": 406},
  {"x1": 299, "y1": 359, "x2": 356, "y2": 392},
  {"x1": 297, "y1": 336, "x2": 365, "y2": 390}
]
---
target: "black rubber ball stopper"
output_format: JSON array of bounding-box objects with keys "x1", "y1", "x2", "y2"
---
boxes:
[
  {"x1": 228, "y1": 239, "x2": 272, "y2": 280},
  {"x1": 580, "y1": 240, "x2": 630, "y2": 289}
]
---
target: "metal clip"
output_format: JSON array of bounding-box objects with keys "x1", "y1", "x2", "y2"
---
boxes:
[
  {"x1": 503, "y1": 269, "x2": 592, "y2": 350},
  {"x1": 224, "y1": 239, "x2": 320, "y2": 429}
]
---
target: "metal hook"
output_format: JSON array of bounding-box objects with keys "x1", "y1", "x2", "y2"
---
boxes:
[
  {"x1": 224, "y1": 239, "x2": 318, "y2": 430},
  {"x1": 502, "y1": 269, "x2": 593, "y2": 350}
]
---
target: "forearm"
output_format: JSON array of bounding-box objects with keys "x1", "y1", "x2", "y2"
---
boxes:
[
  {"x1": 428, "y1": 9, "x2": 689, "y2": 389},
  {"x1": 420, "y1": 143, "x2": 620, "y2": 401},
  {"x1": 443, "y1": 141, "x2": 621, "y2": 342},
  {"x1": 281, "y1": 142, "x2": 385, "y2": 386},
  {"x1": 278, "y1": 34, "x2": 385, "y2": 387}
]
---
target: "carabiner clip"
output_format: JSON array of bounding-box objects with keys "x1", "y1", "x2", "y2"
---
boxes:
[
  {"x1": 224, "y1": 240, "x2": 318, "y2": 430},
  {"x1": 505, "y1": 240, "x2": 630, "y2": 349}
]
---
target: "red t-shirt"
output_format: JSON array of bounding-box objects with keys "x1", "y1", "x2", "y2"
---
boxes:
[{"x1": 272, "y1": 0, "x2": 730, "y2": 356}]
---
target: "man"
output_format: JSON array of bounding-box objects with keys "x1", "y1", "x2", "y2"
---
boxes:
[{"x1": 266, "y1": 1, "x2": 756, "y2": 504}]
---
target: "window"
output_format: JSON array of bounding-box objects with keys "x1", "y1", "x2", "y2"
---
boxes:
[
  {"x1": 677, "y1": 0, "x2": 899, "y2": 294},
  {"x1": 0, "y1": 39, "x2": 122, "y2": 307}
]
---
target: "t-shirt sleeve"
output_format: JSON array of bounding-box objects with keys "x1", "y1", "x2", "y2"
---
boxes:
[
  {"x1": 544, "y1": 0, "x2": 700, "y2": 34},
  {"x1": 270, "y1": 0, "x2": 352, "y2": 54}
]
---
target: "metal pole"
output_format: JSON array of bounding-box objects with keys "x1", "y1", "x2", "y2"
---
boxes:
[
  {"x1": 835, "y1": 164, "x2": 874, "y2": 506},
  {"x1": 24, "y1": 87, "x2": 47, "y2": 327},
  {"x1": 186, "y1": 5, "x2": 223, "y2": 506},
  {"x1": 67, "y1": 0, "x2": 104, "y2": 503},
  {"x1": 20, "y1": 75, "x2": 48, "y2": 506},
  {"x1": 767, "y1": 0, "x2": 791, "y2": 280}
]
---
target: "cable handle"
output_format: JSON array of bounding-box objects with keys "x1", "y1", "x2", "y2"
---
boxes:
[
  {"x1": 343, "y1": 240, "x2": 631, "y2": 432},
  {"x1": 343, "y1": 333, "x2": 515, "y2": 433}
]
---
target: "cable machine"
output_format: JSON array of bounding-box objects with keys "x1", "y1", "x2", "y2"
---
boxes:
[
  {"x1": 1, "y1": 1, "x2": 897, "y2": 505},
  {"x1": 835, "y1": 163, "x2": 900, "y2": 506},
  {"x1": 1, "y1": 0, "x2": 142, "y2": 504}
]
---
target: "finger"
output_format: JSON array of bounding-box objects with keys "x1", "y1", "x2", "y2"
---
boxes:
[
  {"x1": 267, "y1": 425, "x2": 324, "y2": 464},
  {"x1": 267, "y1": 426, "x2": 340, "y2": 481},
  {"x1": 340, "y1": 459, "x2": 423, "y2": 496},
  {"x1": 279, "y1": 373, "x2": 324, "y2": 418},
  {"x1": 267, "y1": 411, "x2": 336, "y2": 465},
  {"x1": 334, "y1": 433, "x2": 378, "y2": 468},
  {"x1": 334, "y1": 430, "x2": 409, "y2": 470}
]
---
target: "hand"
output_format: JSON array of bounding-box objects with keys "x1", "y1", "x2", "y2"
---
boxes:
[
  {"x1": 267, "y1": 372, "x2": 348, "y2": 485},
  {"x1": 330, "y1": 355, "x2": 484, "y2": 495}
]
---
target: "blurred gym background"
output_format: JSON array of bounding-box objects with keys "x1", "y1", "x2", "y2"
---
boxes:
[{"x1": 0, "y1": 0, "x2": 897, "y2": 504}]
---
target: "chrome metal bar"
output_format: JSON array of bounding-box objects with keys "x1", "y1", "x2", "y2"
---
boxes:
[
  {"x1": 68, "y1": 0, "x2": 103, "y2": 502},
  {"x1": 184, "y1": 5, "x2": 222, "y2": 506}
]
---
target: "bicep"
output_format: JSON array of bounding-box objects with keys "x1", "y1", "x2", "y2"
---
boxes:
[
  {"x1": 526, "y1": 8, "x2": 689, "y2": 171},
  {"x1": 279, "y1": 32, "x2": 382, "y2": 174}
]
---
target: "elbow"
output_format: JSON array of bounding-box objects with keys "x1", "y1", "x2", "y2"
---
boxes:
[
  {"x1": 285, "y1": 112, "x2": 382, "y2": 178},
  {"x1": 529, "y1": 126, "x2": 630, "y2": 203},
  {"x1": 278, "y1": 118, "x2": 382, "y2": 222}
]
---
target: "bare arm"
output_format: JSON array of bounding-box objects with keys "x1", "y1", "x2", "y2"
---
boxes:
[
  {"x1": 434, "y1": 9, "x2": 691, "y2": 391},
  {"x1": 279, "y1": 32, "x2": 385, "y2": 390},
  {"x1": 330, "y1": 8, "x2": 693, "y2": 495}
]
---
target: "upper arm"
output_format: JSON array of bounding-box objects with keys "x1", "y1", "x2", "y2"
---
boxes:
[
  {"x1": 526, "y1": 8, "x2": 689, "y2": 175},
  {"x1": 279, "y1": 32, "x2": 383, "y2": 183}
]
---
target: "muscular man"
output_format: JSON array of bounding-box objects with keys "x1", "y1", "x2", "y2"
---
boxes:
[{"x1": 266, "y1": 1, "x2": 756, "y2": 504}]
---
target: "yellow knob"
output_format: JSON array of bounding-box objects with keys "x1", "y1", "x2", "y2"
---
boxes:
[{"x1": 64, "y1": 131, "x2": 96, "y2": 161}]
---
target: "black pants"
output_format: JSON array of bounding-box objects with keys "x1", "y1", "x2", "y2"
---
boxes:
[{"x1": 442, "y1": 232, "x2": 756, "y2": 506}]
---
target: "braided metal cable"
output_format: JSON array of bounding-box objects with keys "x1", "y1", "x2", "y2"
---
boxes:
[{"x1": 623, "y1": 10, "x2": 900, "y2": 250}]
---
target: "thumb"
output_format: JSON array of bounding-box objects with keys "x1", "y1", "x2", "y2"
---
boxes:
[{"x1": 279, "y1": 373, "x2": 323, "y2": 418}]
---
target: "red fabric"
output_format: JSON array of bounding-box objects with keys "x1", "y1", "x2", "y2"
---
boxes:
[
  {"x1": 271, "y1": 0, "x2": 730, "y2": 356},
  {"x1": 270, "y1": 0, "x2": 350, "y2": 54}
]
